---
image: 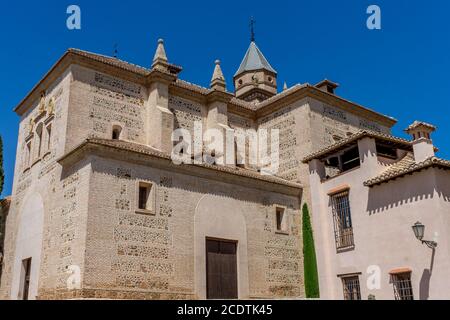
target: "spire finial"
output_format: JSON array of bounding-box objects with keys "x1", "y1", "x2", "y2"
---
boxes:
[
  {"x1": 250, "y1": 17, "x2": 255, "y2": 42},
  {"x1": 153, "y1": 38, "x2": 168, "y2": 63},
  {"x1": 152, "y1": 38, "x2": 169, "y2": 70},
  {"x1": 113, "y1": 43, "x2": 118, "y2": 58},
  {"x1": 210, "y1": 59, "x2": 226, "y2": 91}
]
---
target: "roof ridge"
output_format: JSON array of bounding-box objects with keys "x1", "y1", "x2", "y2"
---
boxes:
[{"x1": 69, "y1": 48, "x2": 149, "y2": 70}]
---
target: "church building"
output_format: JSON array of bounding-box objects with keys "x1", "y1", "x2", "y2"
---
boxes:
[{"x1": 0, "y1": 36, "x2": 398, "y2": 300}]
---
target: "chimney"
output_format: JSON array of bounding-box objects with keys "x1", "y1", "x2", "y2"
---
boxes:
[
  {"x1": 315, "y1": 79, "x2": 339, "y2": 94},
  {"x1": 405, "y1": 121, "x2": 436, "y2": 163}
]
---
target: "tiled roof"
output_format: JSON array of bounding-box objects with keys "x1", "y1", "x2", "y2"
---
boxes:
[
  {"x1": 234, "y1": 41, "x2": 277, "y2": 77},
  {"x1": 69, "y1": 48, "x2": 150, "y2": 75},
  {"x1": 70, "y1": 49, "x2": 255, "y2": 109},
  {"x1": 255, "y1": 84, "x2": 308, "y2": 109},
  {"x1": 174, "y1": 79, "x2": 211, "y2": 95},
  {"x1": 302, "y1": 130, "x2": 412, "y2": 163},
  {"x1": 364, "y1": 154, "x2": 450, "y2": 187},
  {"x1": 62, "y1": 138, "x2": 302, "y2": 189},
  {"x1": 15, "y1": 47, "x2": 398, "y2": 126}
]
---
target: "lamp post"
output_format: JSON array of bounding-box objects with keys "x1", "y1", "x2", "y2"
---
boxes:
[{"x1": 412, "y1": 221, "x2": 437, "y2": 249}]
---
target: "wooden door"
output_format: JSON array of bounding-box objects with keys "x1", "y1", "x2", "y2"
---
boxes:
[
  {"x1": 22, "y1": 258, "x2": 32, "y2": 300},
  {"x1": 206, "y1": 239, "x2": 238, "y2": 299}
]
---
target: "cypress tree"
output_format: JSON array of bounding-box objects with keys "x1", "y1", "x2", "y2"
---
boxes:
[
  {"x1": 302, "y1": 203, "x2": 320, "y2": 298},
  {"x1": 0, "y1": 135, "x2": 4, "y2": 196}
]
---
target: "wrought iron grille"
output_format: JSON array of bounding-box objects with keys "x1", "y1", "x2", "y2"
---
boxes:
[
  {"x1": 330, "y1": 191, "x2": 354, "y2": 249},
  {"x1": 392, "y1": 273, "x2": 414, "y2": 300},
  {"x1": 342, "y1": 276, "x2": 361, "y2": 300}
]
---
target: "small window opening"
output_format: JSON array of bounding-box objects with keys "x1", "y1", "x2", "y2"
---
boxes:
[
  {"x1": 112, "y1": 126, "x2": 122, "y2": 140},
  {"x1": 137, "y1": 182, "x2": 153, "y2": 212},
  {"x1": 276, "y1": 207, "x2": 287, "y2": 232}
]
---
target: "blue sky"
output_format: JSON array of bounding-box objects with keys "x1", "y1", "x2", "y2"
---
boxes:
[{"x1": 0, "y1": 0, "x2": 449, "y2": 197}]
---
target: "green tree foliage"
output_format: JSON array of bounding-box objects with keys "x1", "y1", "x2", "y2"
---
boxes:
[
  {"x1": 0, "y1": 135, "x2": 4, "y2": 196},
  {"x1": 302, "y1": 203, "x2": 320, "y2": 298}
]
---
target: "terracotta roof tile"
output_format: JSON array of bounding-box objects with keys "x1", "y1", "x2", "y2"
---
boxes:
[
  {"x1": 69, "y1": 48, "x2": 150, "y2": 75},
  {"x1": 302, "y1": 130, "x2": 412, "y2": 163},
  {"x1": 364, "y1": 154, "x2": 450, "y2": 187}
]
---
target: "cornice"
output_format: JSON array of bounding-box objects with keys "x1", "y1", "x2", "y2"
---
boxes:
[
  {"x1": 14, "y1": 48, "x2": 397, "y2": 130},
  {"x1": 58, "y1": 138, "x2": 302, "y2": 196}
]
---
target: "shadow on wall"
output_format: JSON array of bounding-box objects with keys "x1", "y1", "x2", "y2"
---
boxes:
[
  {"x1": 366, "y1": 171, "x2": 450, "y2": 215},
  {"x1": 419, "y1": 249, "x2": 435, "y2": 300}
]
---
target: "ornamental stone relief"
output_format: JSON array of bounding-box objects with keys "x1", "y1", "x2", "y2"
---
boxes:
[
  {"x1": 169, "y1": 96, "x2": 202, "y2": 134},
  {"x1": 228, "y1": 113, "x2": 253, "y2": 130},
  {"x1": 359, "y1": 118, "x2": 382, "y2": 132},
  {"x1": 94, "y1": 72, "x2": 142, "y2": 97},
  {"x1": 323, "y1": 105, "x2": 347, "y2": 121},
  {"x1": 259, "y1": 106, "x2": 298, "y2": 181},
  {"x1": 110, "y1": 170, "x2": 174, "y2": 292},
  {"x1": 89, "y1": 73, "x2": 145, "y2": 142}
]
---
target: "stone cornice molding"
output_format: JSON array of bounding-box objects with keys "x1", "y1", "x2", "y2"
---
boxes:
[
  {"x1": 58, "y1": 138, "x2": 302, "y2": 196},
  {"x1": 14, "y1": 48, "x2": 397, "y2": 129}
]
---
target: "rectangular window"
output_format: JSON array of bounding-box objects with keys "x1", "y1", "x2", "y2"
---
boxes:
[
  {"x1": 137, "y1": 182, "x2": 154, "y2": 212},
  {"x1": 21, "y1": 258, "x2": 32, "y2": 300},
  {"x1": 392, "y1": 272, "x2": 414, "y2": 300},
  {"x1": 331, "y1": 191, "x2": 354, "y2": 249},
  {"x1": 276, "y1": 207, "x2": 287, "y2": 232},
  {"x1": 341, "y1": 275, "x2": 361, "y2": 300}
]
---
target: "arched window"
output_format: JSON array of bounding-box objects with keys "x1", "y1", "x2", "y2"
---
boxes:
[
  {"x1": 112, "y1": 125, "x2": 122, "y2": 140},
  {"x1": 25, "y1": 141, "x2": 32, "y2": 168},
  {"x1": 46, "y1": 124, "x2": 52, "y2": 151},
  {"x1": 35, "y1": 123, "x2": 43, "y2": 158}
]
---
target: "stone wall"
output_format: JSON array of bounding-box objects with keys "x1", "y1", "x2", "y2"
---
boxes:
[
  {"x1": 65, "y1": 65, "x2": 147, "y2": 152},
  {"x1": 0, "y1": 69, "x2": 85, "y2": 299},
  {"x1": 81, "y1": 155, "x2": 303, "y2": 299}
]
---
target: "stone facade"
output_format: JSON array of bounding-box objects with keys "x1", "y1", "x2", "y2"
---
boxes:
[{"x1": 0, "y1": 40, "x2": 395, "y2": 300}]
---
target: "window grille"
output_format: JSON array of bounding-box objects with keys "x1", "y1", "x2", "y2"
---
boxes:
[
  {"x1": 392, "y1": 273, "x2": 414, "y2": 300},
  {"x1": 341, "y1": 275, "x2": 361, "y2": 300},
  {"x1": 330, "y1": 191, "x2": 354, "y2": 249}
]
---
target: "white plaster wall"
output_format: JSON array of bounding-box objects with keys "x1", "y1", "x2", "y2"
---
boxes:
[
  {"x1": 310, "y1": 158, "x2": 450, "y2": 299},
  {"x1": 10, "y1": 192, "x2": 44, "y2": 300}
]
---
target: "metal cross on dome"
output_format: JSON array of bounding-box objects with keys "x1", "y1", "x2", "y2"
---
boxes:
[{"x1": 250, "y1": 17, "x2": 255, "y2": 42}]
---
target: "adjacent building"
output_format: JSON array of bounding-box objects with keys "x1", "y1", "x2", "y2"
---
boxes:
[{"x1": 303, "y1": 122, "x2": 450, "y2": 300}]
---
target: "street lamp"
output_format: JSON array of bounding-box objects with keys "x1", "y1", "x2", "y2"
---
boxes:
[{"x1": 412, "y1": 221, "x2": 437, "y2": 249}]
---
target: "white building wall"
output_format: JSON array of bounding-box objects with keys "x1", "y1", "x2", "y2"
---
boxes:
[{"x1": 309, "y1": 145, "x2": 450, "y2": 300}]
